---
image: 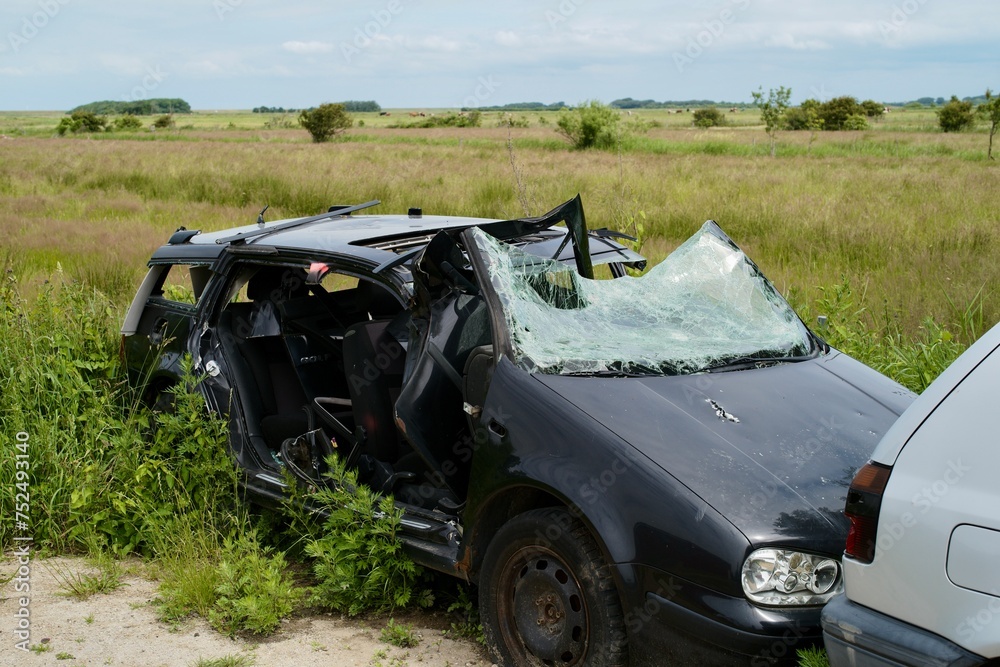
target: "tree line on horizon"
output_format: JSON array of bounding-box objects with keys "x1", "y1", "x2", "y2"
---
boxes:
[{"x1": 69, "y1": 99, "x2": 191, "y2": 115}]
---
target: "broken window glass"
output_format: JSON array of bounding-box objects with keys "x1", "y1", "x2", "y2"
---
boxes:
[{"x1": 470, "y1": 223, "x2": 813, "y2": 375}]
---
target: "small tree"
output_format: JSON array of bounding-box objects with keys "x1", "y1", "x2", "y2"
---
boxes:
[
  {"x1": 692, "y1": 107, "x2": 725, "y2": 128},
  {"x1": 751, "y1": 86, "x2": 791, "y2": 157},
  {"x1": 555, "y1": 100, "x2": 621, "y2": 149},
  {"x1": 978, "y1": 89, "x2": 1000, "y2": 160},
  {"x1": 299, "y1": 103, "x2": 353, "y2": 143},
  {"x1": 937, "y1": 96, "x2": 975, "y2": 133}
]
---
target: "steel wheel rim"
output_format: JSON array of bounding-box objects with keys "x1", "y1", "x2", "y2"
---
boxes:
[{"x1": 497, "y1": 546, "x2": 589, "y2": 666}]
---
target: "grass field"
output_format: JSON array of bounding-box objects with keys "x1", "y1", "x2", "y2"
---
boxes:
[
  {"x1": 0, "y1": 107, "x2": 995, "y2": 665},
  {"x1": 0, "y1": 107, "x2": 996, "y2": 334}
]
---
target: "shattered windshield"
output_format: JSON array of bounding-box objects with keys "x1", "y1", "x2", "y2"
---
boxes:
[{"x1": 470, "y1": 223, "x2": 813, "y2": 375}]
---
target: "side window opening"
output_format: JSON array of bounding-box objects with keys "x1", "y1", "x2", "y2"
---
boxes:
[{"x1": 150, "y1": 263, "x2": 208, "y2": 306}]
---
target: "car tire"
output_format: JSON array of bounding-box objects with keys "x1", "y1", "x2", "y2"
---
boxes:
[{"x1": 479, "y1": 508, "x2": 627, "y2": 667}]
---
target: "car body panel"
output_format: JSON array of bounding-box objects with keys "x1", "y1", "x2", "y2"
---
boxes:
[
  {"x1": 534, "y1": 350, "x2": 911, "y2": 554},
  {"x1": 824, "y1": 321, "x2": 1000, "y2": 665}
]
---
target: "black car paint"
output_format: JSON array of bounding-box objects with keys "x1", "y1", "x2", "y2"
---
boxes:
[
  {"x1": 457, "y1": 350, "x2": 912, "y2": 663},
  {"x1": 123, "y1": 200, "x2": 914, "y2": 666}
]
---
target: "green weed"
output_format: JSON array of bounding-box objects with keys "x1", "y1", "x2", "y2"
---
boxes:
[
  {"x1": 380, "y1": 618, "x2": 419, "y2": 648},
  {"x1": 207, "y1": 532, "x2": 303, "y2": 636},
  {"x1": 797, "y1": 646, "x2": 830, "y2": 667},
  {"x1": 443, "y1": 585, "x2": 485, "y2": 645},
  {"x1": 191, "y1": 655, "x2": 255, "y2": 667},
  {"x1": 302, "y1": 456, "x2": 433, "y2": 616},
  {"x1": 49, "y1": 556, "x2": 124, "y2": 600}
]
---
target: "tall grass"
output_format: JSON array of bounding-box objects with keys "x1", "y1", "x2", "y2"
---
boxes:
[{"x1": 1, "y1": 133, "x2": 995, "y2": 335}]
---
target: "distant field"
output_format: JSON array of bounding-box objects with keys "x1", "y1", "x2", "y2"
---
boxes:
[
  {"x1": 0, "y1": 107, "x2": 996, "y2": 336},
  {"x1": 0, "y1": 105, "x2": 950, "y2": 134}
]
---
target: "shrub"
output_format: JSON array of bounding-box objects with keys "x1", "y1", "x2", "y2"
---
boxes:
[
  {"x1": 843, "y1": 114, "x2": 870, "y2": 131},
  {"x1": 861, "y1": 100, "x2": 885, "y2": 118},
  {"x1": 784, "y1": 99, "x2": 822, "y2": 131},
  {"x1": 152, "y1": 114, "x2": 175, "y2": 129},
  {"x1": 817, "y1": 96, "x2": 865, "y2": 131},
  {"x1": 692, "y1": 107, "x2": 725, "y2": 128},
  {"x1": 556, "y1": 100, "x2": 622, "y2": 149},
  {"x1": 113, "y1": 115, "x2": 144, "y2": 131},
  {"x1": 938, "y1": 96, "x2": 975, "y2": 132},
  {"x1": 298, "y1": 103, "x2": 353, "y2": 142},
  {"x1": 56, "y1": 111, "x2": 109, "y2": 135},
  {"x1": 496, "y1": 112, "x2": 529, "y2": 128}
]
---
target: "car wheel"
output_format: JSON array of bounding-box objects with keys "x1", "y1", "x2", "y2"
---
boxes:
[
  {"x1": 147, "y1": 383, "x2": 176, "y2": 413},
  {"x1": 479, "y1": 508, "x2": 627, "y2": 667}
]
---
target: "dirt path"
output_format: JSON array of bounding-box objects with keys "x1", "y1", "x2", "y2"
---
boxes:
[{"x1": 0, "y1": 556, "x2": 493, "y2": 667}]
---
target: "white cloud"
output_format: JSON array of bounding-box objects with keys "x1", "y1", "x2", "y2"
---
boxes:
[
  {"x1": 282, "y1": 40, "x2": 335, "y2": 55},
  {"x1": 763, "y1": 33, "x2": 830, "y2": 51},
  {"x1": 495, "y1": 30, "x2": 521, "y2": 47}
]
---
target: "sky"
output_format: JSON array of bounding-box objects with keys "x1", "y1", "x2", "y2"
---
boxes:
[{"x1": 1, "y1": 0, "x2": 996, "y2": 111}]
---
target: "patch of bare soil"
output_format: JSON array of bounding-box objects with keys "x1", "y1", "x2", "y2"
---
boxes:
[{"x1": 0, "y1": 556, "x2": 493, "y2": 667}]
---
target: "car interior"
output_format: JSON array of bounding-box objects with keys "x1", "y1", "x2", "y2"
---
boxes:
[{"x1": 214, "y1": 259, "x2": 488, "y2": 514}]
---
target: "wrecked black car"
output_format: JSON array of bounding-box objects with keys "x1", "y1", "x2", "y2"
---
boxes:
[{"x1": 122, "y1": 197, "x2": 914, "y2": 666}]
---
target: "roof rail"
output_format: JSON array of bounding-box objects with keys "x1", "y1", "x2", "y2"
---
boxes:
[{"x1": 215, "y1": 200, "x2": 381, "y2": 245}]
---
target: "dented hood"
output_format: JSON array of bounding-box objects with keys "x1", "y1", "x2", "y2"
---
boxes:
[{"x1": 535, "y1": 351, "x2": 914, "y2": 553}]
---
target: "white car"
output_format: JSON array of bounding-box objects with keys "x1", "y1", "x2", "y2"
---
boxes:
[{"x1": 822, "y1": 320, "x2": 1000, "y2": 666}]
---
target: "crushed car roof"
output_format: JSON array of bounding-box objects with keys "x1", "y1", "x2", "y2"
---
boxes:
[{"x1": 149, "y1": 199, "x2": 645, "y2": 271}]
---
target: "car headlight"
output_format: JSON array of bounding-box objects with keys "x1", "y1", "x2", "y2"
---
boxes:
[{"x1": 741, "y1": 548, "x2": 841, "y2": 606}]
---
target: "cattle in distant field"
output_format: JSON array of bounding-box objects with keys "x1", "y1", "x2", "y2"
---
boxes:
[{"x1": 379, "y1": 111, "x2": 389, "y2": 116}]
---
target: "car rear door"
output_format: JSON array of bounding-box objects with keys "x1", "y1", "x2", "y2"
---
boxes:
[{"x1": 121, "y1": 262, "x2": 211, "y2": 392}]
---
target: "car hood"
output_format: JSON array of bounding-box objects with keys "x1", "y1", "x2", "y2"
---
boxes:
[{"x1": 534, "y1": 350, "x2": 914, "y2": 553}]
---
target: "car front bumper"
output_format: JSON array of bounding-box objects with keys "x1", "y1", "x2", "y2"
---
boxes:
[
  {"x1": 621, "y1": 564, "x2": 824, "y2": 666},
  {"x1": 821, "y1": 593, "x2": 986, "y2": 667}
]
